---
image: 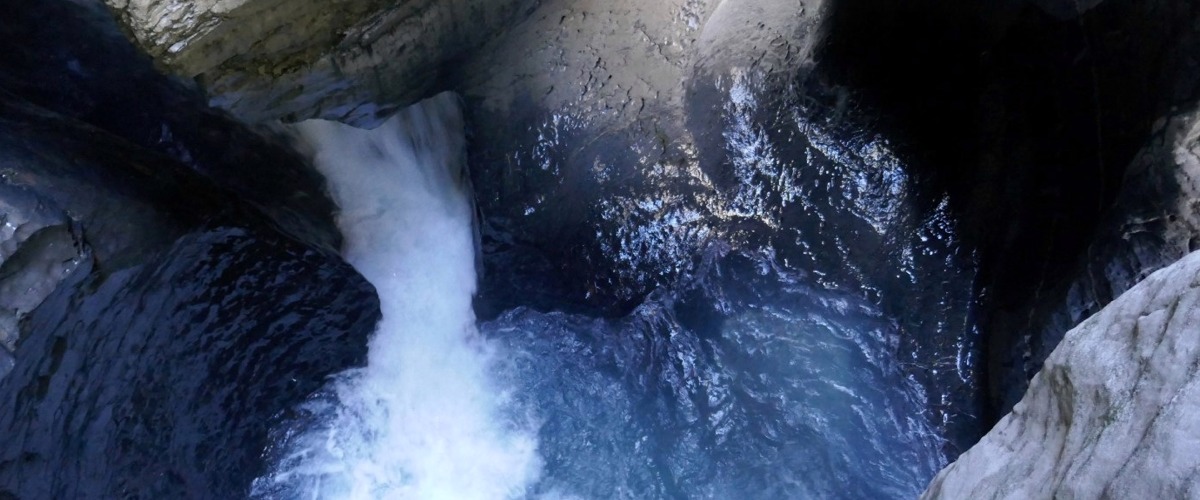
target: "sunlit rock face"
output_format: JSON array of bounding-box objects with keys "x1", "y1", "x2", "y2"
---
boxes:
[
  {"x1": 103, "y1": 0, "x2": 537, "y2": 124},
  {"x1": 923, "y1": 250, "x2": 1200, "y2": 499}
]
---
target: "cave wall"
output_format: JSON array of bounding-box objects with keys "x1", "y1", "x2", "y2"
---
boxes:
[
  {"x1": 978, "y1": 0, "x2": 1200, "y2": 417},
  {"x1": 0, "y1": 87, "x2": 381, "y2": 498},
  {"x1": 452, "y1": 0, "x2": 989, "y2": 457},
  {"x1": 453, "y1": 0, "x2": 824, "y2": 315},
  {"x1": 0, "y1": 0, "x2": 342, "y2": 252},
  {"x1": 91, "y1": 0, "x2": 986, "y2": 453}
]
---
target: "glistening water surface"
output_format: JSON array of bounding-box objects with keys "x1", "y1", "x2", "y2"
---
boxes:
[{"x1": 253, "y1": 93, "x2": 951, "y2": 499}]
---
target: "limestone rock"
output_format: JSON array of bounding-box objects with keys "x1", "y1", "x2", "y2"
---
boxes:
[{"x1": 922, "y1": 250, "x2": 1200, "y2": 499}]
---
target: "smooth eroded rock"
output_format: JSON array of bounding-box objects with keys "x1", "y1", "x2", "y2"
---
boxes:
[
  {"x1": 104, "y1": 0, "x2": 537, "y2": 125},
  {"x1": 0, "y1": 227, "x2": 379, "y2": 498}
]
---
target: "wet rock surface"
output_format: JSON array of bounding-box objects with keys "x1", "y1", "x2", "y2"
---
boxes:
[
  {"x1": 9, "y1": 0, "x2": 1200, "y2": 494},
  {"x1": 0, "y1": 1, "x2": 383, "y2": 496},
  {"x1": 461, "y1": 0, "x2": 1200, "y2": 454},
  {"x1": 0, "y1": 95, "x2": 381, "y2": 497},
  {"x1": 0, "y1": 93, "x2": 221, "y2": 357},
  {"x1": 0, "y1": 228, "x2": 378, "y2": 498},
  {"x1": 923, "y1": 250, "x2": 1200, "y2": 499},
  {"x1": 461, "y1": 0, "x2": 985, "y2": 455},
  {"x1": 812, "y1": 0, "x2": 1200, "y2": 422}
]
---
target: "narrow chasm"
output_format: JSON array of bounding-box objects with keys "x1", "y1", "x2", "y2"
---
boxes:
[
  {"x1": 1, "y1": 0, "x2": 1198, "y2": 498},
  {"x1": 815, "y1": 0, "x2": 1197, "y2": 425}
]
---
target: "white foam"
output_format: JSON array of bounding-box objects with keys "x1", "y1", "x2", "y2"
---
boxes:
[{"x1": 255, "y1": 93, "x2": 541, "y2": 499}]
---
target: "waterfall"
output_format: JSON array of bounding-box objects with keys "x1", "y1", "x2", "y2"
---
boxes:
[{"x1": 252, "y1": 93, "x2": 542, "y2": 499}]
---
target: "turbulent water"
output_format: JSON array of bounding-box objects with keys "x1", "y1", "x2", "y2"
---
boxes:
[
  {"x1": 0, "y1": 2, "x2": 979, "y2": 498},
  {"x1": 253, "y1": 94, "x2": 542, "y2": 499},
  {"x1": 484, "y1": 256, "x2": 945, "y2": 498},
  {"x1": 252, "y1": 92, "x2": 950, "y2": 499}
]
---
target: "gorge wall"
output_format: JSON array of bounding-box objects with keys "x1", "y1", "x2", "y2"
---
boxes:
[
  {"x1": 95, "y1": 0, "x2": 1200, "y2": 428},
  {"x1": 923, "y1": 249, "x2": 1200, "y2": 498},
  {"x1": 2, "y1": 0, "x2": 1198, "y2": 496},
  {"x1": 0, "y1": 0, "x2": 381, "y2": 495}
]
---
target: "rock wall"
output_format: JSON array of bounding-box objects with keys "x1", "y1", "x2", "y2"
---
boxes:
[
  {"x1": 0, "y1": 2, "x2": 383, "y2": 495},
  {"x1": 1, "y1": 0, "x2": 343, "y2": 252},
  {"x1": 104, "y1": 0, "x2": 537, "y2": 125},
  {"x1": 989, "y1": 103, "x2": 1200, "y2": 414},
  {"x1": 922, "y1": 249, "x2": 1200, "y2": 498},
  {"x1": 453, "y1": 0, "x2": 989, "y2": 456},
  {"x1": 90, "y1": 0, "x2": 1200, "y2": 459},
  {"x1": 454, "y1": 0, "x2": 830, "y2": 314},
  {"x1": 982, "y1": 0, "x2": 1200, "y2": 417},
  {"x1": 95, "y1": 0, "x2": 990, "y2": 452},
  {"x1": 0, "y1": 0, "x2": 360, "y2": 367}
]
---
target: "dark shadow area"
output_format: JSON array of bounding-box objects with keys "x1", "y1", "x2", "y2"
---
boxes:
[
  {"x1": 814, "y1": 0, "x2": 1194, "y2": 426},
  {"x1": 0, "y1": 228, "x2": 378, "y2": 498}
]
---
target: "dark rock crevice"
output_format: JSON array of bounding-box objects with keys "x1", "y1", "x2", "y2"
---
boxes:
[{"x1": 812, "y1": 0, "x2": 1200, "y2": 423}]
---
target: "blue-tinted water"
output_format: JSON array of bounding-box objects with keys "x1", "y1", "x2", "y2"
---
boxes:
[
  {"x1": 484, "y1": 252, "x2": 944, "y2": 498},
  {"x1": 251, "y1": 94, "x2": 954, "y2": 499}
]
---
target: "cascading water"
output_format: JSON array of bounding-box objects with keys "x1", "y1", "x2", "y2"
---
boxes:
[
  {"x1": 250, "y1": 89, "x2": 953, "y2": 499},
  {"x1": 252, "y1": 93, "x2": 542, "y2": 499}
]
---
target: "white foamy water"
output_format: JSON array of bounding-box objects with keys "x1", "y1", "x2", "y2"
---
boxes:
[{"x1": 253, "y1": 93, "x2": 541, "y2": 499}]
